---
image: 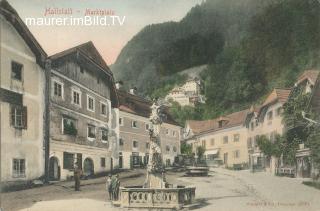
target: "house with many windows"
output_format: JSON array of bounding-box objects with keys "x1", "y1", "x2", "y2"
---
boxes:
[
  {"x1": 117, "y1": 89, "x2": 181, "y2": 169},
  {"x1": 245, "y1": 88, "x2": 291, "y2": 174},
  {"x1": 48, "y1": 42, "x2": 119, "y2": 180},
  {"x1": 0, "y1": 0, "x2": 48, "y2": 185},
  {"x1": 184, "y1": 110, "x2": 249, "y2": 168}
]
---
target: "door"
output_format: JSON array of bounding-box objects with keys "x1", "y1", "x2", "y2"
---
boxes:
[
  {"x1": 49, "y1": 157, "x2": 60, "y2": 180},
  {"x1": 223, "y1": 153, "x2": 228, "y2": 166},
  {"x1": 110, "y1": 158, "x2": 113, "y2": 172},
  {"x1": 83, "y1": 158, "x2": 94, "y2": 177}
]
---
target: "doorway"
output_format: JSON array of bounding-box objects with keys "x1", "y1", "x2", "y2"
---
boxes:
[
  {"x1": 83, "y1": 157, "x2": 94, "y2": 177},
  {"x1": 49, "y1": 156, "x2": 60, "y2": 180}
]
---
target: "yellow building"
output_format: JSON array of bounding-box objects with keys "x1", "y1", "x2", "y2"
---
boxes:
[{"x1": 184, "y1": 110, "x2": 249, "y2": 168}]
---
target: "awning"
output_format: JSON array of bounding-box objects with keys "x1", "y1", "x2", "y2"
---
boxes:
[{"x1": 205, "y1": 149, "x2": 219, "y2": 155}]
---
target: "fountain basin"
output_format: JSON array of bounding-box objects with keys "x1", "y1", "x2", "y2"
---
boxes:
[{"x1": 118, "y1": 186, "x2": 196, "y2": 209}]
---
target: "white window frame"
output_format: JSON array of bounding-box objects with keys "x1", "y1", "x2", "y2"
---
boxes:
[
  {"x1": 87, "y1": 124, "x2": 96, "y2": 141},
  {"x1": 62, "y1": 117, "x2": 77, "y2": 135},
  {"x1": 119, "y1": 117, "x2": 124, "y2": 126},
  {"x1": 234, "y1": 134, "x2": 240, "y2": 142},
  {"x1": 131, "y1": 120, "x2": 138, "y2": 129},
  {"x1": 100, "y1": 101, "x2": 107, "y2": 117},
  {"x1": 52, "y1": 79, "x2": 64, "y2": 99},
  {"x1": 101, "y1": 128, "x2": 108, "y2": 143},
  {"x1": 132, "y1": 140, "x2": 139, "y2": 149},
  {"x1": 71, "y1": 88, "x2": 81, "y2": 107},
  {"x1": 12, "y1": 158, "x2": 26, "y2": 178},
  {"x1": 87, "y1": 94, "x2": 95, "y2": 112}
]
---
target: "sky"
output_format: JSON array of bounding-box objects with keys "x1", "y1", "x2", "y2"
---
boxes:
[{"x1": 7, "y1": 0, "x2": 202, "y2": 64}]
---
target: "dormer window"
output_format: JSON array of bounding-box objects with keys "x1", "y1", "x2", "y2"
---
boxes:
[{"x1": 218, "y1": 120, "x2": 227, "y2": 128}]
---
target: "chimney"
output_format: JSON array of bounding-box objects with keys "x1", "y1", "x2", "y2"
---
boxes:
[
  {"x1": 115, "y1": 80, "x2": 123, "y2": 90},
  {"x1": 130, "y1": 87, "x2": 137, "y2": 95}
]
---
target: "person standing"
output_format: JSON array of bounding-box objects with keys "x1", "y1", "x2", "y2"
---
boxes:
[
  {"x1": 106, "y1": 174, "x2": 113, "y2": 200},
  {"x1": 114, "y1": 174, "x2": 121, "y2": 201},
  {"x1": 74, "y1": 163, "x2": 82, "y2": 191}
]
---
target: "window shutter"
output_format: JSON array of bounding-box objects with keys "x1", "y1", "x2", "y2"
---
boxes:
[
  {"x1": 10, "y1": 106, "x2": 14, "y2": 126},
  {"x1": 22, "y1": 106, "x2": 27, "y2": 129}
]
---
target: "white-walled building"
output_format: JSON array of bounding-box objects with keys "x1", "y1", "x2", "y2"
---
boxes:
[
  {"x1": 0, "y1": 0, "x2": 47, "y2": 185},
  {"x1": 165, "y1": 78, "x2": 205, "y2": 107}
]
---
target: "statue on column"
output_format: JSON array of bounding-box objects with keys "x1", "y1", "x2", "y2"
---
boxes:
[{"x1": 143, "y1": 100, "x2": 167, "y2": 188}]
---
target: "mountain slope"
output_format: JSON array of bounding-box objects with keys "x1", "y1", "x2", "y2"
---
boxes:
[{"x1": 111, "y1": 0, "x2": 264, "y2": 95}]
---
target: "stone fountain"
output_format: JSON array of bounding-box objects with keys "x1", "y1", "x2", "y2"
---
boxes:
[{"x1": 117, "y1": 101, "x2": 195, "y2": 209}]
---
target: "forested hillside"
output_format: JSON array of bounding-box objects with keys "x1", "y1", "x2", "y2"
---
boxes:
[{"x1": 112, "y1": 0, "x2": 320, "y2": 125}]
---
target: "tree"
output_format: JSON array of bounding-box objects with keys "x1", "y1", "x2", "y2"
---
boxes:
[
  {"x1": 256, "y1": 135, "x2": 284, "y2": 158},
  {"x1": 180, "y1": 143, "x2": 193, "y2": 156},
  {"x1": 196, "y1": 146, "x2": 206, "y2": 161}
]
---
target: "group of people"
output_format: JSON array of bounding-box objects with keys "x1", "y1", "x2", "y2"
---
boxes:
[{"x1": 106, "y1": 174, "x2": 121, "y2": 201}]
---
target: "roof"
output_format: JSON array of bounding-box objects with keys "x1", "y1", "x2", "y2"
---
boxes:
[
  {"x1": 296, "y1": 70, "x2": 320, "y2": 86},
  {"x1": 186, "y1": 109, "x2": 249, "y2": 135},
  {"x1": 262, "y1": 88, "x2": 291, "y2": 106},
  {"x1": 117, "y1": 90, "x2": 180, "y2": 126},
  {"x1": 0, "y1": 0, "x2": 47, "y2": 67},
  {"x1": 49, "y1": 42, "x2": 119, "y2": 108},
  {"x1": 49, "y1": 41, "x2": 112, "y2": 75}
]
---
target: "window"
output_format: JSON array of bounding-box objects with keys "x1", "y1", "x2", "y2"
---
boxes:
[
  {"x1": 11, "y1": 61, "x2": 23, "y2": 81},
  {"x1": 165, "y1": 129, "x2": 169, "y2": 135},
  {"x1": 267, "y1": 111, "x2": 273, "y2": 120},
  {"x1": 173, "y1": 146, "x2": 177, "y2": 152},
  {"x1": 80, "y1": 67, "x2": 84, "y2": 73},
  {"x1": 53, "y1": 81, "x2": 63, "y2": 98},
  {"x1": 87, "y1": 125, "x2": 96, "y2": 139},
  {"x1": 63, "y1": 152, "x2": 74, "y2": 170},
  {"x1": 146, "y1": 142, "x2": 150, "y2": 149},
  {"x1": 233, "y1": 150, "x2": 240, "y2": 158},
  {"x1": 210, "y1": 139, "x2": 215, "y2": 146},
  {"x1": 62, "y1": 117, "x2": 77, "y2": 136},
  {"x1": 72, "y1": 89, "x2": 81, "y2": 106},
  {"x1": 145, "y1": 123, "x2": 150, "y2": 131},
  {"x1": 10, "y1": 105, "x2": 27, "y2": 129},
  {"x1": 101, "y1": 128, "x2": 108, "y2": 142},
  {"x1": 119, "y1": 118, "x2": 124, "y2": 126},
  {"x1": 223, "y1": 136, "x2": 228, "y2": 144},
  {"x1": 172, "y1": 131, "x2": 176, "y2": 137},
  {"x1": 276, "y1": 107, "x2": 282, "y2": 116},
  {"x1": 201, "y1": 140, "x2": 206, "y2": 149},
  {"x1": 119, "y1": 138, "x2": 124, "y2": 146},
  {"x1": 166, "y1": 145, "x2": 170, "y2": 152},
  {"x1": 101, "y1": 158, "x2": 106, "y2": 167},
  {"x1": 87, "y1": 95, "x2": 95, "y2": 112},
  {"x1": 132, "y1": 121, "x2": 138, "y2": 128},
  {"x1": 12, "y1": 159, "x2": 25, "y2": 178},
  {"x1": 133, "y1": 140, "x2": 138, "y2": 148},
  {"x1": 100, "y1": 102, "x2": 107, "y2": 116},
  {"x1": 234, "y1": 134, "x2": 240, "y2": 142},
  {"x1": 247, "y1": 138, "x2": 252, "y2": 148}
]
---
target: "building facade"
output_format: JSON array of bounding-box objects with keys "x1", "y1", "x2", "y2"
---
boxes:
[
  {"x1": 165, "y1": 78, "x2": 205, "y2": 107},
  {"x1": 184, "y1": 110, "x2": 249, "y2": 168},
  {"x1": 48, "y1": 42, "x2": 119, "y2": 180},
  {"x1": 0, "y1": 0, "x2": 48, "y2": 185},
  {"x1": 245, "y1": 88, "x2": 291, "y2": 174},
  {"x1": 117, "y1": 90, "x2": 181, "y2": 169}
]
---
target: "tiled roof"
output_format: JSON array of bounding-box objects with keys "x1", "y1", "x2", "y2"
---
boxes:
[
  {"x1": 186, "y1": 109, "x2": 249, "y2": 135},
  {"x1": 296, "y1": 70, "x2": 320, "y2": 85},
  {"x1": 262, "y1": 88, "x2": 291, "y2": 106},
  {"x1": 117, "y1": 90, "x2": 180, "y2": 126}
]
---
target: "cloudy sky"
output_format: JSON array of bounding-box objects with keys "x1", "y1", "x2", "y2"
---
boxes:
[{"x1": 7, "y1": 0, "x2": 202, "y2": 64}]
